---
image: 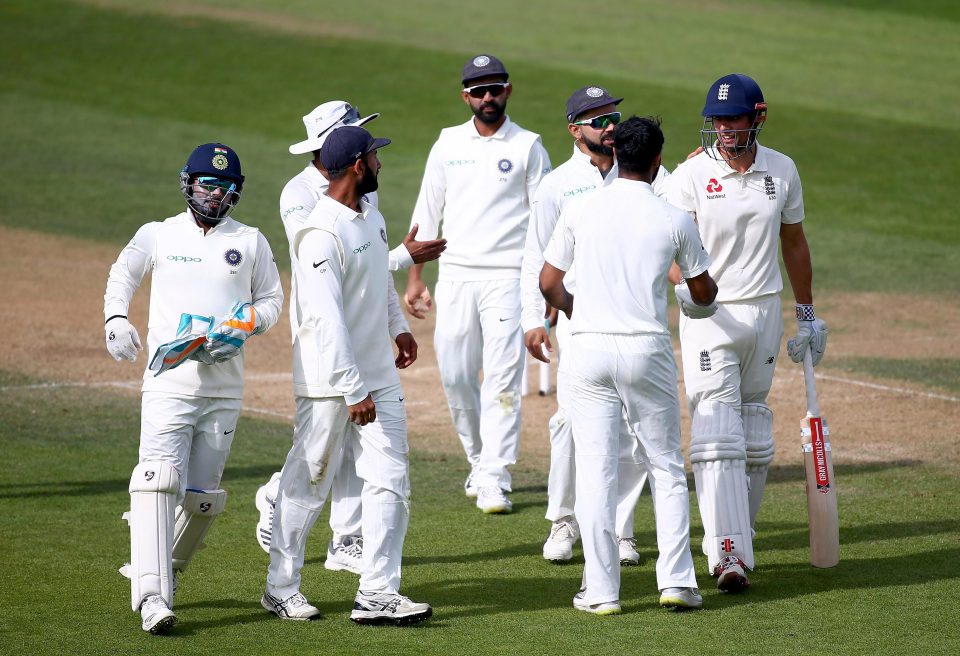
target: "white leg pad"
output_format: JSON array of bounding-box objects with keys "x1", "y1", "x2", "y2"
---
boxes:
[
  {"x1": 127, "y1": 461, "x2": 179, "y2": 611},
  {"x1": 172, "y1": 488, "x2": 227, "y2": 571},
  {"x1": 742, "y1": 403, "x2": 775, "y2": 528},
  {"x1": 688, "y1": 401, "x2": 753, "y2": 571}
]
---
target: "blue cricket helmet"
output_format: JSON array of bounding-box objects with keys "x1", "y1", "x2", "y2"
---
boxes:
[
  {"x1": 180, "y1": 143, "x2": 244, "y2": 224},
  {"x1": 701, "y1": 73, "x2": 766, "y2": 118}
]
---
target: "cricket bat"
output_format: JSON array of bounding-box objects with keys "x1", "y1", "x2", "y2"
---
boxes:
[{"x1": 800, "y1": 349, "x2": 840, "y2": 568}]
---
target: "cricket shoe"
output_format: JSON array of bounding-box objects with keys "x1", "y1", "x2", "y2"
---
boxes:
[
  {"x1": 350, "y1": 591, "x2": 432, "y2": 626},
  {"x1": 714, "y1": 556, "x2": 750, "y2": 593},
  {"x1": 659, "y1": 587, "x2": 703, "y2": 611},
  {"x1": 543, "y1": 516, "x2": 579, "y2": 562},
  {"x1": 618, "y1": 537, "x2": 640, "y2": 566},
  {"x1": 476, "y1": 486, "x2": 512, "y2": 514},
  {"x1": 325, "y1": 535, "x2": 363, "y2": 575},
  {"x1": 254, "y1": 474, "x2": 279, "y2": 553},
  {"x1": 261, "y1": 591, "x2": 321, "y2": 621},
  {"x1": 140, "y1": 594, "x2": 177, "y2": 635},
  {"x1": 572, "y1": 590, "x2": 621, "y2": 616},
  {"x1": 464, "y1": 466, "x2": 480, "y2": 498}
]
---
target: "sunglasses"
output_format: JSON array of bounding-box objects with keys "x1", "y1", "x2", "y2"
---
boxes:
[
  {"x1": 194, "y1": 176, "x2": 236, "y2": 193},
  {"x1": 573, "y1": 111, "x2": 622, "y2": 129},
  {"x1": 462, "y1": 82, "x2": 510, "y2": 99},
  {"x1": 315, "y1": 105, "x2": 363, "y2": 139}
]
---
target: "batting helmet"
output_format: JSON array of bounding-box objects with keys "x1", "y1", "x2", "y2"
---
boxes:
[
  {"x1": 699, "y1": 74, "x2": 767, "y2": 161},
  {"x1": 179, "y1": 143, "x2": 244, "y2": 224}
]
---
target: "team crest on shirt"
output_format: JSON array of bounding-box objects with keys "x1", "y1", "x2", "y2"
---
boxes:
[
  {"x1": 224, "y1": 248, "x2": 242, "y2": 267},
  {"x1": 380, "y1": 227, "x2": 387, "y2": 244},
  {"x1": 764, "y1": 175, "x2": 777, "y2": 199},
  {"x1": 498, "y1": 158, "x2": 514, "y2": 174}
]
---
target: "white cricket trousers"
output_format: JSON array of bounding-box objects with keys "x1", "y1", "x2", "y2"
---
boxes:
[
  {"x1": 546, "y1": 314, "x2": 647, "y2": 539},
  {"x1": 139, "y1": 392, "x2": 241, "y2": 501},
  {"x1": 267, "y1": 385, "x2": 411, "y2": 599},
  {"x1": 567, "y1": 333, "x2": 697, "y2": 604},
  {"x1": 434, "y1": 279, "x2": 524, "y2": 491}
]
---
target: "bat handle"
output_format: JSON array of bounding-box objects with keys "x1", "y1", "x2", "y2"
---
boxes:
[{"x1": 802, "y1": 349, "x2": 820, "y2": 417}]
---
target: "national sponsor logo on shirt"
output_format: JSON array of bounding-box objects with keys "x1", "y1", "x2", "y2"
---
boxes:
[
  {"x1": 282, "y1": 205, "x2": 304, "y2": 219},
  {"x1": 563, "y1": 184, "x2": 596, "y2": 198},
  {"x1": 705, "y1": 178, "x2": 725, "y2": 199},
  {"x1": 224, "y1": 248, "x2": 242, "y2": 267},
  {"x1": 444, "y1": 159, "x2": 476, "y2": 167},
  {"x1": 353, "y1": 241, "x2": 371, "y2": 254},
  {"x1": 167, "y1": 255, "x2": 202, "y2": 263}
]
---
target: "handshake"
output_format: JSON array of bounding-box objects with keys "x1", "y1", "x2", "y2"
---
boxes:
[{"x1": 105, "y1": 301, "x2": 260, "y2": 375}]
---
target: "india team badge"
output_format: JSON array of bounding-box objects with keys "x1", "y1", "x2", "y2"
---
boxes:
[
  {"x1": 212, "y1": 147, "x2": 229, "y2": 170},
  {"x1": 473, "y1": 55, "x2": 490, "y2": 67},
  {"x1": 380, "y1": 227, "x2": 388, "y2": 244},
  {"x1": 498, "y1": 158, "x2": 513, "y2": 174},
  {"x1": 224, "y1": 248, "x2": 242, "y2": 267},
  {"x1": 586, "y1": 86, "x2": 604, "y2": 97}
]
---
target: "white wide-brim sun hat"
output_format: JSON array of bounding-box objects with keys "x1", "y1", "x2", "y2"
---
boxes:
[{"x1": 288, "y1": 100, "x2": 379, "y2": 155}]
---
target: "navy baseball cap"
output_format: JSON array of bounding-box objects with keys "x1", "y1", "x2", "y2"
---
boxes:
[
  {"x1": 183, "y1": 143, "x2": 244, "y2": 184},
  {"x1": 462, "y1": 54, "x2": 509, "y2": 85},
  {"x1": 320, "y1": 126, "x2": 391, "y2": 171},
  {"x1": 565, "y1": 85, "x2": 623, "y2": 123},
  {"x1": 701, "y1": 73, "x2": 766, "y2": 117}
]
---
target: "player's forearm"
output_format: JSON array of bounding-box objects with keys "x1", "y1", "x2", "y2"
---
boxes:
[{"x1": 782, "y1": 229, "x2": 813, "y2": 305}]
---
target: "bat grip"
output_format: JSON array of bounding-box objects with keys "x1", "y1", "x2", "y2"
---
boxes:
[{"x1": 802, "y1": 349, "x2": 820, "y2": 417}]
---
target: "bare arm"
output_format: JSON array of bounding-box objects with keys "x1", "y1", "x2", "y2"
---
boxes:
[
  {"x1": 780, "y1": 222, "x2": 813, "y2": 304},
  {"x1": 685, "y1": 270, "x2": 718, "y2": 306},
  {"x1": 539, "y1": 262, "x2": 572, "y2": 319}
]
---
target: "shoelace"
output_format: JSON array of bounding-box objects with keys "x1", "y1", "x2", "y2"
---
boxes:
[{"x1": 551, "y1": 521, "x2": 575, "y2": 540}]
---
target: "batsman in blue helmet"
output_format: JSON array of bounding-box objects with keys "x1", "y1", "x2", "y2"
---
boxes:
[{"x1": 664, "y1": 73, "x2": 828, "y2": 594}]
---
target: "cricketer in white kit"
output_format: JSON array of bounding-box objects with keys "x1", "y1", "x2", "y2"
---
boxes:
[
  {"x1": 541, "y1": 117, "x2": 718, "y2": 614},
  {"x1": 664, "y1": 73, "x2": 828, "y2": 592},
  {"x1": 103, "y1": 143, "x2": 283, "y2": 634},
  {"x1": 254, "y1": 101, "x2": 445, "y2": 574},
  {"x1": 405, "y1": 54, "x2": 551, "y2": 514},
  {"x1": 521, "y1": 85, "x2": 674, "y2": 564},
  {"x1": 264, "y1": 126, "x2": 431, "y2": 626}
]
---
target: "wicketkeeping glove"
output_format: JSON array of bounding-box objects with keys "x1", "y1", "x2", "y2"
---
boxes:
[
  {"x1": 205, "y1": 302, "x2": 259, "y2": 363},
  {"x1": 105, "y1": 316, "x2": 142, "y2": 362},
  {"x1": 674, "y1": 283, "x2": 718, "y2": 319},
  {"x1": 787, "y1": 304, "x2": 828, "y2": 366}
]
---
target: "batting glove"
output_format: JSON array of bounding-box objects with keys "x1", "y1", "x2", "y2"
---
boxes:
[
  {"x1": 205, "y1": 302, "x2": 259, "y2": 363},
  {"x1": 674, "y1": 283, "x2": 718, "y2": 319},
  {"x1": 105, "y1": 316, "x2": 142, "y2": 362},
  {"x1": 787, "y1": 304, "x2": 828, "y2": 366}
]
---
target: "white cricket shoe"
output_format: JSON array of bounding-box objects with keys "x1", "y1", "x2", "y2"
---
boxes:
[
  {"x1": 572, "y1": 590, "x2": 621, "y2": 616},
  {"x1": 543, "y1": 516, "x2": 579, "y2": 562},
  {"x1": 476, "y1": 486, "x2": 512, "y2": 514},
  {"x1": 618, "y1": 537, "x2": 640, "y2": 566},
  {"x1": 350, "y1": 591, "x2": 432, "y2": 626},
  {"x1": 464, "y1": 466, "x2": 480, "y2": 498},
  {"x1": 659, "y1": 587, "x2": 703, "y2": 611},
  {"x1": 140, "y1": 594, "x2": 177, "y2": 634},
  {"x1": 254, "y1": 474, "x2": 279, "y2": 553},
  {"x1": 261, "y1": 591, "x2": 321, "y2": 621},
  {"x1": 714, "y1": 555, "x2": 750, "y2": 593},
  {"x1": 325, "y1": 535, "x2": 363, "y2": 575}
]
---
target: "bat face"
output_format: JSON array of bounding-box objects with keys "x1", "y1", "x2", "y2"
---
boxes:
[
  {"x1": 801, "y1": 413, "x2": 839, "y2": 568},
  {"x1": 807, "y1": 416, "x2": 831, "y2": 493}
]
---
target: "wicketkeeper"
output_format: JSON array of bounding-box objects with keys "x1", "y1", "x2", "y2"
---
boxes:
[{"x1": 103, "y1": 143, "x2": 283, "y2": 634}]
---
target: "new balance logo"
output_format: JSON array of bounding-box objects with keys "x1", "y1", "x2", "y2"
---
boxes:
[
  {"x1": 699, "y1": 350, "x2": 711, "y2": 372},
  {"x1": 765, "y1": 356, "x2": 775, "y2": 365}
]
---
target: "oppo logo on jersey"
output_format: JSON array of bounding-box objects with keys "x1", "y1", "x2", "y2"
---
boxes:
[
  {"x1": 563, "y1": 184, "x2": 597, "y2": 198},
  {"x1": 445, "y1": 159, "x2": 477, "y2": 166},
  {"x1": 167, "y1": 255, "x2": 202, "y2": 263},
  {"x1": 353, "y1": 241, "x2": 372, "y2": 254},
  {"x1": 282, "y1": 205, "x2": 305, "y2": 220}
]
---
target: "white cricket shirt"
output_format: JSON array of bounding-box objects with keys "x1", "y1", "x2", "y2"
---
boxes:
[
  {"x1": 410, "y1": 116, "x2": 551, "y2": 281},
  {"x1": 544, "y1": 178, "x2": 711, "y2": 336},
  {"x1": 664, "y1": 144, "x2": 804, "y2": 302},
  {"x1": 519, "y1": 144, "x2": 671, "y2": 332},
  {"x1": 104, "y1": 211, "x2": 283, "y2": 398},
  {"x1": 280, "y1": 164, "x2": 413, "y2": 340},
  {"x1": 291, "y1": 194, "x2": 410, "y2": 404}
]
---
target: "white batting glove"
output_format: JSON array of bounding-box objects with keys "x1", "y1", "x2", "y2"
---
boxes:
[
  {"x1": 674, "y1": 283, "x2": 718, "y2": 319},
  {"x1": 787, "y1": 304, "x2": 828, "y2": 366},
  {"x1": 205, "y1": 302, "x2": 259, "y2": 363},
  {"x1": 105, "y1": 316, "x2": 142, "y2": 362}
]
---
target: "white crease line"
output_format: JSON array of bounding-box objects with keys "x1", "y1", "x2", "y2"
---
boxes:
[{"x1": 782, "y1": 369, "x2": 960, "y2": 403}]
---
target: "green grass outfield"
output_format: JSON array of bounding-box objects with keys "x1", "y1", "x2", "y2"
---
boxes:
[
  {"x1": 3, "y1": 1, "x2": 960, "y2": 654},
  {"x1": 2, "y1": 378, "x2": 959, "y2": 655}
]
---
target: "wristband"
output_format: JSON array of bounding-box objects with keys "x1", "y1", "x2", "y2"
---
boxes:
[
  {"x1": 795, "y1": 304, "x2": 816, "y2": 321},
  {"x1": 544, "y1": 319, "x2": 551, "y2": 332},
  {"x1": 105, "y1": 314, "x2": 127, "y2": 325}
]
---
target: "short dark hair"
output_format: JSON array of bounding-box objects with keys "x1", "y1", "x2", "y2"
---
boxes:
[
  {"x1": 325, "y1": 165, "x2": 352, "y2": 181},
  {"x1": 612, "y1": 116, "x2": 664, "y2": 175}
]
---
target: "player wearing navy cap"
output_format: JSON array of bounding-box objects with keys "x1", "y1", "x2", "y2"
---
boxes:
[{"x1": 665, "y1": 73, "x2": 828, "y2": 592}]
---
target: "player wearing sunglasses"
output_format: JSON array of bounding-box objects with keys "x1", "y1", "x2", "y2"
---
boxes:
[
  {"x1": 520, "y1": 86, "x2": 674, "y2": 567},
  {"x1": 405, "y1": 54, "x2": 552, "y2": 515}
]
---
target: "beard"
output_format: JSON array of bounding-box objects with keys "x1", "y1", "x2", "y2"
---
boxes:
[
  {"x1": 582, "y1": 132, "x2": 613, "y2": 157},
  {"x1": 358, "y1": 164, "x2": 379, "y2": 195},
  {"x1": 473, "y1": 100, "x2": 506, "y2": 125}
]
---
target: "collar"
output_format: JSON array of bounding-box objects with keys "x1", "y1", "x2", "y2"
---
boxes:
[
  {"x1": 304, "y1": 162, "x2": 329, "y2": 189},
  {"x1": 467, "y1": 115, "x2": 513, "y2": 140},
  {"x1": 315, "y1": 191, "x2": 365, "y2": 222},
  {"x1": 709, "y1": 142, "x2": 769, "y2": 177},
  {"x1": 610, "y1": 178, "x2": 654, "y2": 193}
]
